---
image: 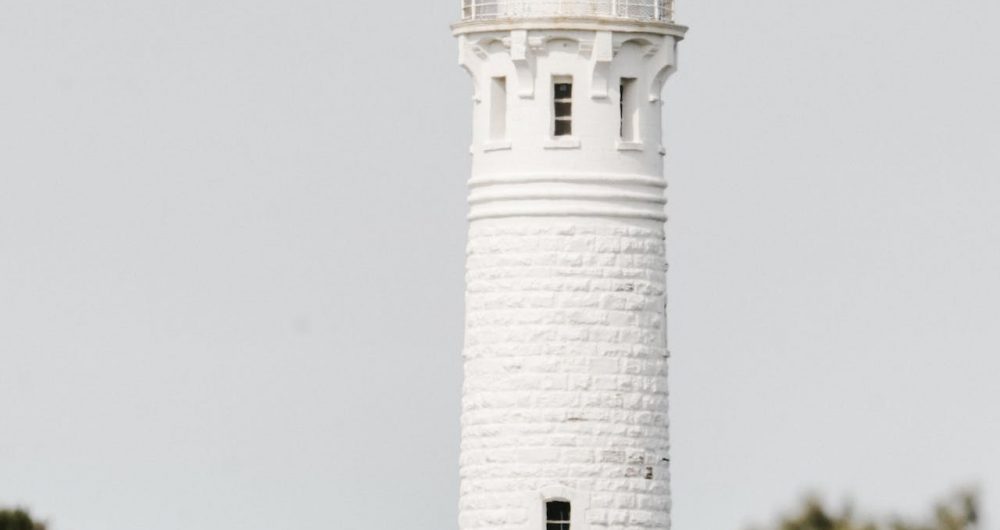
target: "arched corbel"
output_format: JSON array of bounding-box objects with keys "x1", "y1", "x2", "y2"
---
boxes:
[
  {"x1": 589, "y1": 31, "x2": 614, "y2": 99},
  {"x1": 509, "y1": 30, "x2": 537, "y2": 98},
  {"x1": 457, "y1": 35, "x2": 483, "y2": 103},
  {"x1": 648, "y1": 38, "x2": 679, "y2": 102}
]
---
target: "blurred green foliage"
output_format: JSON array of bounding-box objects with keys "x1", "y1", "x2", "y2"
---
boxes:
[
  {"x1": 0, "y1": 509, "x2": 46, "y2": 530},
  {"x1": 0, "y1": 490, "x2": 980, "y2": 530},
  {"x1": 750, "y1": 490, "x2": 979, "y2": 530}
]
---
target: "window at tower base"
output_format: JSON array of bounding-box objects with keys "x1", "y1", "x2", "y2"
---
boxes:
[{"x1": 546, "y1": 500, "x2": 571, "y2": 530}]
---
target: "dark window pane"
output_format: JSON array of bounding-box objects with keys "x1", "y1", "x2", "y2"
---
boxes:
[
  {"x1": 555, "y1": 102, "x2": 572, "y2": 117},
  {"x1": 554, "y1": 120, "x2": 572, "y2": 136},
  {"x1": 554, "y1": 83, "x2": 572, "y2": 99},
  {"x1": 546, "y1": 500, "x2": 571, "y2": 521},
  {"x1": 620, "y1": 84, "x2": 625, "y2": 136}
]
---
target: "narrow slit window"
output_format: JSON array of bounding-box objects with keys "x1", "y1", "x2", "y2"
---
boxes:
[
  {"x1": 620, "y1": 77, "x2": 638, "y2": 141},
  {"x1": 553, "y1": 79, "x2": 572, "y2": 137},
  {"x1": 490, "y1": 76, "x2": 507, "y2": 141},
  {"x1": 545, "y1": 500, "x2": 571, "y2": 530}
]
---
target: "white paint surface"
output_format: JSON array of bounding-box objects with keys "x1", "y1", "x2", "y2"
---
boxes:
[{"x1": 456, "y1": 13, "x2": 684, "y2": 530}]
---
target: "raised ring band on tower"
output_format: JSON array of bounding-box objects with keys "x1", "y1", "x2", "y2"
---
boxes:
[
  {"x1": 461, "y1": 0, "x2": 674, "y2": 23},
  {"x1": 467, "y1": 173, "x2": 668, "y2": 222}
]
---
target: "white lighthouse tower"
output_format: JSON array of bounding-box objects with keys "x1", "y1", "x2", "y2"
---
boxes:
[{"x1": 453, "y1": 2, "x2": 685, "y2": 529}]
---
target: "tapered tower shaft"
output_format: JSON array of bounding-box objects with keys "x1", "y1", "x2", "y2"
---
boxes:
[{"x1": 454, "y1": 2, "x2": 685, "y2": 529}]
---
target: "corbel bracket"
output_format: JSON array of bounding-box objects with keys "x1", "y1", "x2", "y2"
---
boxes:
[
  {"x1": 589, "y1": 31, "x2": 614, "y2": 99},
  {"x1": 648, "y1": 39, "x2": 679, "y2": 102},
  {"x1": 509, "y1": 30, "x2": 537, "y2": 98},
  {"x1": 457, "y1": 35, "x2": 482, "y2": 102}
]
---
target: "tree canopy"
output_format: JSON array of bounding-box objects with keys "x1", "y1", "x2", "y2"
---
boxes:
[
  {"x1": 750, "y1": 491, "x2": 979, "y2": 530},
  {"x1": 0, "y1": 509, "x2": 46, "y2": 530}
]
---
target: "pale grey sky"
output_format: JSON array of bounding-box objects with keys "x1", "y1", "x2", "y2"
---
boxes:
[{"x1": 0, "y1": 1, "x2": 997, "y2": 530}]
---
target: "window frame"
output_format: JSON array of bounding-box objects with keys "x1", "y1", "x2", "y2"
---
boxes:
[
  {"x1": 489, "y1": 75, "x2": 508, "y2": 142},
  {"x1": 545, "y1": 500, "x2": 571, "y2": 530},
  {"x1": 528, "y1": 486, "x2": 590, "y2": 530},
  {"x1": 619, "y1": 77, "x2": 638, "y2": 141},
  {"x1": 552, "y1": 76, "x2": 573, "y2": 138}
]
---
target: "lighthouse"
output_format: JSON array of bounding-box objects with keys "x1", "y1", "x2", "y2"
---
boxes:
[{"x1": 453, "y1": 1, "x2": 685, "y2": 529}]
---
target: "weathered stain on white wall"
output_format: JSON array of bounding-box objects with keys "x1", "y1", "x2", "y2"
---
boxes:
[{"x1": 454, "y1": 10, "x2": 685, "y2": 530}]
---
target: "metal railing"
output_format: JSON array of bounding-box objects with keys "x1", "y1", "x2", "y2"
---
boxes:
[{"x1": 460, "y1": 0, "x2": 673, "y2": 23}]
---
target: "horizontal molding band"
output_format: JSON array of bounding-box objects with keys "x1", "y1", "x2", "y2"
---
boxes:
[
  {"x1": 469, "y1": 189, "x2": 666, "y2": 206},
  {"x1": 469, "y1": 172, "x2": 666, "y2": 189},
  {"x1": 469, "y1": 205, "x2": 667, "y2": 222},
  {"x1": 451, "y1": 17, "x2": 689, "y2": 38}
]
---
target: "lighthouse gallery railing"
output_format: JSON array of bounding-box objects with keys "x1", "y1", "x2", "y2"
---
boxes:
[{"x1": 460, "y1": 0, "x2": 674, "y2": 23}]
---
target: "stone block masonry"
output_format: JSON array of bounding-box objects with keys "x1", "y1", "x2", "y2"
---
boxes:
[
  {"x1": 452, "y1": 4, "x2": 685, "y2": 528},
  {"x1": 461, "y1": 219, "x2": 670, "y2": 530}
]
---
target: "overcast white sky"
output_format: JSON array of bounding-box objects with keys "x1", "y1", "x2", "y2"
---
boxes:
[{"x1": 1, "y1": 1, "x2": 998, "y2": 529}]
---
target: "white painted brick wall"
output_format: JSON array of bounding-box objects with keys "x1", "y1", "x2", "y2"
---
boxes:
[
  {"x1": 461, "y1": 219, "x2": 670, "y2": 530},
  {"x1": 454, "y1": 14, "x2": 683, "y2": 530}
]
